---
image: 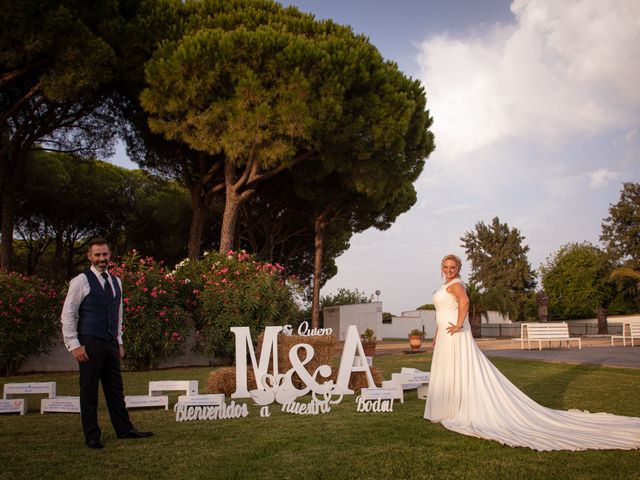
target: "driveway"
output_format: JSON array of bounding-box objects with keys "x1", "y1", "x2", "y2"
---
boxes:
[{"x1": 374, "y1": 336, "x2": 640, "y2": 369}]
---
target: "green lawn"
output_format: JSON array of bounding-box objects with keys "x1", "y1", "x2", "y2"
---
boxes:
[{"x1": 1, "y1": 354, "x2": 639, "y2": 480}]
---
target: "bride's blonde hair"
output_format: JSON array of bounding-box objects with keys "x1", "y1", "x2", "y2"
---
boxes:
[{"x1": 441, "y1": 254, "x2": 462, "y2": 276}]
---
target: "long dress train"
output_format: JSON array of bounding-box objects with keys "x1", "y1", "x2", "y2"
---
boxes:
[{"x1": 423, "y1": 278, "x2": 640, "y2": 451}]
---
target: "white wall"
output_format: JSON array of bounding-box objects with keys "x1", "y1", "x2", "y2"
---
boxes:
[
  {"x1": 484, "y1": 311, "x2": 511, "y2": 324},
  {"x1": 323, "y1": 302, "x2": 383, "y2": 341},
  {"x1": 381, "y1": 309, "x2": 512, "y2": 339},
  {"x1": 381, "y1": 310, "x2": 437, "y2": 339},
  {"x1": 570, "y1": 314, "x2": 640, "y2": 324},
  {"x1": 18, "y1": 328, "x2": 211, "y2": 373}
]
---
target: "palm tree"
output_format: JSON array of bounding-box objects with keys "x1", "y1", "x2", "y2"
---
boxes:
[
  {"x1": 610, "y1": 267, "x2": 640, "y2": 283},
  {"x1": 609, "y1": 266, "x2": 640, "y2": 321},
  {"x1": 466, "y1": 283, "x2": 516, "y2": 338}
]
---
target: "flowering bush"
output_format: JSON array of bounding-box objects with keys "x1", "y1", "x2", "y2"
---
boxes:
[
  {"x1": 173, "y1": 250, "x2": 298, "y2": 360},
  {"x1": 0, "y1": 271, "x2": 60, "y2": 376},
  {"x1": 109, "y1": 251, "x2": 190, "y2": 370}
]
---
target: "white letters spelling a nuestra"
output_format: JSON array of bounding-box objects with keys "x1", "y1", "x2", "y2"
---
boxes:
[{"x1": 281, "y1": 399, "x2": 331, "y2": 415}]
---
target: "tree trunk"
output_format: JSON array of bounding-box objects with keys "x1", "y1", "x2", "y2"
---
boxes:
[
  {"x1": 596, "y1": 307, "x2": 608, "y2": 335},
  {"x1": 186, "y1": 183, "x2": 208, "y2": 260},
  {"x1": 219, "y1": 162, "x2": 254, "y2": 254},
  {"x1": 1, "y1": 146, "x2": 27, "y2": 271},
  {"x1": 52, "y1": 230, "x2": 64, "y2": 281},
  {"x1": 311, "y1": 213, "x2": 328, "y2": 329},
  {"x1": 219, "y1": 188, "x2": 241, "y2": 254},
  {"x1": 469, "y1": 313, "x2": 482, "y2": 338},
  {"x1": 536, "y1": 290, "x2": 549, "y2": 322},
  {"x1": 0, "y1": 180, "x2": 15, "y2": 270},
  {"x1": 187, "y1": 204, "x2": 206, "y2": 260}
]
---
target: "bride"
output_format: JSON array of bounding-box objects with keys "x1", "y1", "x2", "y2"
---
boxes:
[{"x1": 424, "y1": 254, "x2": 640, "y2": 451}]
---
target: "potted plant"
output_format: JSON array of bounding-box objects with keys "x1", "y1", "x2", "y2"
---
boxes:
[
  {"x1": 408, "y1": 328, "x2": 423, "y2": 351},
  {"x1": 360, "y1": 328, "x2": 377, "y2": 356}
]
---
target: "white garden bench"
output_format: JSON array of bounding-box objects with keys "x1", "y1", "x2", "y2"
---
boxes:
[
  {"x1": 512, "y1": 322, "x2": 581, "y2": 351},
  {"x1": 611, "y1": 323, "x2": 640, "y2": 347}
]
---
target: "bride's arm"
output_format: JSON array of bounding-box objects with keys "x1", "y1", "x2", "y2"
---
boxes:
[{"x1": 445, "y1": 283, "x2": 469, "y2": 334}]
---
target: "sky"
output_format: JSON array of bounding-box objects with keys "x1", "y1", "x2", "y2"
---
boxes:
[{"x1": 111, "y1": 0, "x2": 640, "y2": 315}]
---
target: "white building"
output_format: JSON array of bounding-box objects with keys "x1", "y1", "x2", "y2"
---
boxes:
[
  {"x1": 381, "y1": 310, "x2": 437, "y2": 339},
  {"x1": 382, "y1": 309, "x2": 511, "y2": 339},
  {"x1": 323, "y1": 302, "x2": 383, "y2": 341}
]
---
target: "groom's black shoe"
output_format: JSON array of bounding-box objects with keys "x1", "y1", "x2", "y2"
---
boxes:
[
  {"x1": 117, "y1": 429, "x2": 154, "y2": 439},
  {"x1": 86, "y1": 439, "x2": 105, "y2": 449}
]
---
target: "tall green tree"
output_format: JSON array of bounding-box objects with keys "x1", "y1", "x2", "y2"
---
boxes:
[
  {"x1": 139, "y1": 0, "x2": 434, "y2": 266},
  {"x1": 14, "y1": 152, "x2": 191, "y2": 280},
  {"x1": 15, "y1": 153, "x2": 128, "y2": 280},
  {"x1": 540, "y1": 242, "x2": 614, "y2": 330},
  {"x1": 461, "y1": 217, "x2": 536, "y2": 320},
  {"x1": 114, "y1": 0, "x2": 213, "y2": 259},
  {"x1": 236, "y1": 173, "x2": 348, "y2": 286},
  {"x1": 0, "y1": 0, "x2": 142, "y2": 269},
  {"x1": 141, "y1": 19, "x2": 329, "y2": 254},
  {"x1": 601, "y1": 182, "x2": 640, "y2": 266},
  {"x1": 289, "y1": 55, "x2": 433, "y2": 327}
]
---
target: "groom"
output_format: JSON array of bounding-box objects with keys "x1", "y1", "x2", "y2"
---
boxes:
[{"x1": 61, "y1": 238, "x2": 153, "y2": 449}]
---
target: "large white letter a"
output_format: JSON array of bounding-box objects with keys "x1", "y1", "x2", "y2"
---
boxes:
[{"x1": 335, "y1": 325, "x2": 376, "y2": 394}]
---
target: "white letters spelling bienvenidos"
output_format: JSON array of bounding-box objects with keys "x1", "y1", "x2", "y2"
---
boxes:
[{"x1": 174, "y1": 401, "x2": 249, "y2": 422}]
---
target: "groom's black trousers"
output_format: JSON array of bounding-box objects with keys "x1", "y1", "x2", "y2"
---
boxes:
[{"x1": 78, "y1": 334, "x2": 133, "y2": 442}]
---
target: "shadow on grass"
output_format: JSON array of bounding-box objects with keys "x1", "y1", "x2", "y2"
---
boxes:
[{"x1": 491, "y1": 359, "x2": 600, "y2": 410}]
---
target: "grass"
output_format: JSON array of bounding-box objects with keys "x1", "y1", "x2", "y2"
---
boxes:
[{"x1": 1, "y1": 353, "x2": 639, "y2": 480}]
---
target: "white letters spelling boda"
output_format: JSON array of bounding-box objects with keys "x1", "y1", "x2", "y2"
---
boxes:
[{"x1": 355, "y1": 396, "x2": 394, "y2": 413}]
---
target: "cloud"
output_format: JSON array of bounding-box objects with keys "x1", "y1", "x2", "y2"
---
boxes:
[
  {"x1": 589, "y1": 168, "x2": 618, "y2": 188},
  {"x1": 432, "y1": 204, "x2": 483, "y2": 216},
  {"x1": 326, "y1": 1, "x2": 640, "y2": 316},
  {"x1": 417, "y1": 0, "x2": 640, "y2": 160},
  {"x1": 625, "y1": 129, "x2": 638, "y2": 145}
]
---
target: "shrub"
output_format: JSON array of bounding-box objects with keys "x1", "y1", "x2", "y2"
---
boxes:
[
  {"x1": 173, "y1": 250, "x2": 298, "y2": 360},
  {"x1": 417, "y1": 303, "x2": 435, "y2": 310},
  {"x1": 0, "y1": 271, "x2": 60, "y2": 375},
  {"x1": 360, "y1": 328, "x2": 377, "y2": 344},
  {"x1": 109, "y1": 251, "x2": 190, "y2": 370}
]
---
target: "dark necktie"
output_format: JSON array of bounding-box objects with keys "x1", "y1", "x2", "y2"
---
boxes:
[{"x1": 101, "y1": 272, "x2": 114, "y2": 298}]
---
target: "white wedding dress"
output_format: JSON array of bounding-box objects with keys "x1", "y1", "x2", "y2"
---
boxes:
[{"x1": 424, "y1": 278, "x2": 640, "y2": 451}]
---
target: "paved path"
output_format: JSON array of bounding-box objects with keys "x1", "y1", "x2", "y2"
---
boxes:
[
  {"x1": 374, "y1": 337, "x2": 640, "y2": 369},
  {"x1": 484, "y1": 345, "x2": 640, "y2": 369}
]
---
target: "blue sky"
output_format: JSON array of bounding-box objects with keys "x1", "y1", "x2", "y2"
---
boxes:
[{"x1": 111, "y1": 0, "x2": 640, "y2": 315}]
